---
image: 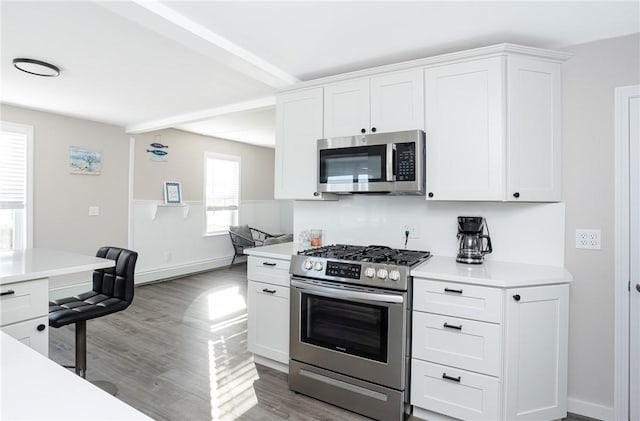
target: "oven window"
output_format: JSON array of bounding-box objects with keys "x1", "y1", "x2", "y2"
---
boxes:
[
  {"x1": 319, "y1": 145, "x2": 386, "y2": 184},
  {"x1": 301, "y1": 293, "x2": 388, "y2": 362}
]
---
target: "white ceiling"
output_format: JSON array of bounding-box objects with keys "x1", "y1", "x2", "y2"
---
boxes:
[{"x1": 1, "y1": 1, "x2": 638, "y2": 147}]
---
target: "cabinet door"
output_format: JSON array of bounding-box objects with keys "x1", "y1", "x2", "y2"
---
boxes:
[
  {"x1": 1, "y1": 316, "x2": 49, "y2": 357},
  {"x1": 424, "y1": 57, "x2": 505, "y2": 201},
  {"x1": 247, "y1": 281, "x2": 290, "y2": 364},
  {"x1": 504, "y1": 284, "x2": 569, "y2": 420},
  {"x1": 275, "y1": 88, "x2": 327, "y2": 200},
  {"x1": 324, "y1": 78, "x2": 370, "y2": 138},
  {"x1": 507, "y1": 57, "x2": 561, "y2": 202},
  {"x1": 370, "y1": 69, "x2": 424, "y2": 134}
]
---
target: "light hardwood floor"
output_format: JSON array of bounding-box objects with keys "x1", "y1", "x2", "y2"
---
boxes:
[{"x1": 49, "y1": 265, "x2": 585, "y2": 421}]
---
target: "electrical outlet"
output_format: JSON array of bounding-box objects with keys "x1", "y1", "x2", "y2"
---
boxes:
[
  {"x1": 403, "y1": 225, "x2": 419, "y2": 239},
  {"x1": 88, "y1": 206, "x2": 99, "y2": 216},
  {"x1": 575, "y1": 229, "x2": 601, "y2": 250}
]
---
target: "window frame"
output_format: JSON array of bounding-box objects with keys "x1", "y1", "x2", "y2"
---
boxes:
[
  {"x1": 203, "y1": 152, "x2": 241, "y2": 236},
  {"x1": 0, "y1": 121, "x2": 33, "y2": 249}
]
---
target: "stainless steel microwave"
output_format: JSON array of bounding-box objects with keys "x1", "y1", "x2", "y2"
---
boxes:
[{"x1": 317, "y1": 129, "x2": 425, "y2": 195}]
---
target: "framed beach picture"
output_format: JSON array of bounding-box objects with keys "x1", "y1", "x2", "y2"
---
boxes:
[
  {"x1": 164, "y1": 181, "x2": 182, "y2": 205},
  {"x1": 69, "y1": 146, "x2": 101, "y2": 175}
]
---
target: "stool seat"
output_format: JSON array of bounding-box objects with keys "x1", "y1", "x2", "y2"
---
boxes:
[{"x1": 49, "y1": 292, "x2": 129, "y2": 328}]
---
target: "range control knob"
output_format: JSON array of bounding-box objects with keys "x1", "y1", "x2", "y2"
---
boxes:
[
  {"x1": 389, "y1": 270, "x2": 401, "y2": 281},
  {"x1": 376, "y1": 269, "x2": 388, "y2": 280},
  {"x1": 304, "y1": 260, "x2": 313, "y2": 270},
  {"x1": 364, "y1": 267, "x2": 376, "y2": 278},
  {"x1": 314, "y1": 261, "x2": 324, "y2": 271}
]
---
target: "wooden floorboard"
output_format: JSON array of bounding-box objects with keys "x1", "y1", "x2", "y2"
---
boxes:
[{"x1": 49, "y1": 264, "x2": 585, "y2": 421}]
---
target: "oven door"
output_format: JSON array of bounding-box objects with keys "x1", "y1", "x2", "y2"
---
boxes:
[
  {"x1": 318, "y1": 142, "x2": 394, "y2": 194},
  {"x1": 290, "y1": 278, "x2": 407, "y2": 389}
]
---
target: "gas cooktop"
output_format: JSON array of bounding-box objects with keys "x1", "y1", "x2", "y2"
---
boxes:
[
  {"x1": 291, "y1": 245, "x2": 431, "y2": 291},
  {"x1": 298, "y1": 244, "x2": 431, "y2": 267}
]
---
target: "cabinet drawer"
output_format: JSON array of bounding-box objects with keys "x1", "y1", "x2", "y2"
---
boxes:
[
  {"x1": 411, "y1": 359, "x2": 500, "y2": 421},
  {"x1": 247, "y1": 256, "x2": 290, "y2": 287},
  {"x1": 414, "y1": 279, "x2": 503, "y2": 323},
  {"x1": 1, "y1": 315, "x2": 49, "y2": 357},
  {"x1": 412, "y1": 312, "x2": 502, "y2": 376},
  {"x1": 0, "y1": 279, "x2": 48, "y2": 326}
]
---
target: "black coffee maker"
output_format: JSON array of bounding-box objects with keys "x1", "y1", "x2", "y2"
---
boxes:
[{"x1": 456, "y1": 216, "x2": 493, "y2": 264}]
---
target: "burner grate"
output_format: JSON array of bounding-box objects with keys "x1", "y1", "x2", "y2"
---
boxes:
[{"x1": 298, "y1": 244, "x2": 430, "y2": 267}]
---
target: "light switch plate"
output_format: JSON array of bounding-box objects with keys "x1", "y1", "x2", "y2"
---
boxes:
[
  {"x1": 88, "y1": 206, "x2": 100, "y2": 216},
  {"x1": 575, "y1": 229, "x2": 601, "y2": 249}
]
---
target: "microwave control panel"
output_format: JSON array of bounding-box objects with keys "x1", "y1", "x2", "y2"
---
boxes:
[
  {"x1": 325, "y1": 261, "x2": 361, "y2": 279},
  {"x1": 395, "y1": 142, "x2": 416, "y2": 181}
]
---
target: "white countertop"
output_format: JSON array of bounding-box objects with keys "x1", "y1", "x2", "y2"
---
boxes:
[
  {"x1": 0, "y1": 332, "x2": 152, "y2": 420},
  {"x1": 411, "y1": 255, "x2": 572, "y2": 288},
  {"x1": 244, "y1": 242, "x2": 298, "y2": 260},
  {"x1": 0, "y1": 248, "x2": 114, "y2": 285}
]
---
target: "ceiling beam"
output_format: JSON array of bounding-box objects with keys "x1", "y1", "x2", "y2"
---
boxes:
[
  {"x1": 126, "y1": 96, "x2": 276, "y2": 134},
  {"x1": 98, "y1": 1, "x2": 298, "y2": 88}
]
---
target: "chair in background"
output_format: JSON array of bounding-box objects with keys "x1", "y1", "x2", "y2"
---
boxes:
[
  {"x1": 49, "y1": 246, "x2": 138, "y2": 395},
  {"x1": 228, "y1": 224, "x2": 280, "y2": 265}
]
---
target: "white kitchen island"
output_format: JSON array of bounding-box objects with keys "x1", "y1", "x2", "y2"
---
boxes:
[
  {"x1": 0, "y1": 248, "x2": 115, "y2": 356},
  {"x1": 0, "y1": 332, "x2": 152, "y2": 420}
]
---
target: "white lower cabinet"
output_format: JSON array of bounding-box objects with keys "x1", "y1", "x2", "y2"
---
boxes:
[
  {"x1": 411, "y1": 279, "x2": 569, "y2": 421},
  {"x1": 247, "y1": 281, "x2": 289, "y2": 364},
  {"x1": 246, "y1": 255, "x2": 291, "y2": 370},
  {"x1": 1, "y1": 278, "x2": 49, "y2": 356}
]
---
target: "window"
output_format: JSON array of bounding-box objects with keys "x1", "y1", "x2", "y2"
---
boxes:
[
  {"x1": 0, "y1": 122, "x2": 33, "y2": 250},
  {"x1": 205, "y1": 153, "x2": 240, "y2": 235}
]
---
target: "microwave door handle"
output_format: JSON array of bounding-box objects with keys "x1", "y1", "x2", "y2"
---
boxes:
[
  {"x1": 290, "y1": 279, "x2": 404, "y2": 304},
  {"x1": 386, "y1": 143, "x2": 396, "y2": 182}
]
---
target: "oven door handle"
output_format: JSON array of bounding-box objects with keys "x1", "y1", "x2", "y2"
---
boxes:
[{"x1": 291, "y1": 279, "x2": 404, "y2": 304}]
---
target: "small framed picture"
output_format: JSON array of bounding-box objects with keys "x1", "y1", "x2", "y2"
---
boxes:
[{"x1": 164, "y1": 181, "x2": 182, "y2": 205}]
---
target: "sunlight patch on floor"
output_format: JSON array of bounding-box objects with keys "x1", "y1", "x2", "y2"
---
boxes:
[
  {"x1": 207, "y1": 286, "x2": 246, "y2": 321},
  {"x1": 208, "y1": 339, "x2": 258, "y2": 420}
]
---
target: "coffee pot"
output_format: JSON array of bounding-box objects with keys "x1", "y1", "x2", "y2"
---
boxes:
[{"x1": 456, "y1": 216, "x2": 492, "y2": 264}]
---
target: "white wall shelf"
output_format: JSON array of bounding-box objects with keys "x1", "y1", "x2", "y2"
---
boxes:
[{"x1": 151, "y1": 204, "x2": 190, "y2": 220}]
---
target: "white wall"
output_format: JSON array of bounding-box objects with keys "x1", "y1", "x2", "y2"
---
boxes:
[
  {"x1": 132, "y1": 199, "x2": 291, "y2": 282},
  {"x1": 561, "y1": 33, "x2": 640, "y2": 420},
  {"x1": 131, "y1": 129, "x2": 292, "y2": 282},
  {"x1": 294, "y1": 196, "x2": 565, "y2": 266}
]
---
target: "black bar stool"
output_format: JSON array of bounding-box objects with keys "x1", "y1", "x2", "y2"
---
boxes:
[{"x1": 49, "y1": 246, "x2": 138, "y2": 394}]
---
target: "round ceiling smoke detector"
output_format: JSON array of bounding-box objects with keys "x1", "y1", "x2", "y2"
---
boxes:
[{"x1": 13, "y1": 58, "x2": 60, "y2": 77}]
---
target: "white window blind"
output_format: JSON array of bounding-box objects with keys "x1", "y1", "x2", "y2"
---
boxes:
[
  {"x1": 0, "y1": 122, "x2": 32, "y2": 250},
  {"x1": 0, "y1": 130, "x2": 27, "y2": 210},
  {"x1": 205, "y1": 153, "x2": 240, "y2": 234}
]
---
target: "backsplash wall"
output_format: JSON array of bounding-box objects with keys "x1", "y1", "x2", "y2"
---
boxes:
[{"x1": 294, "y1": 196, "x2": 565, "y2": 266}]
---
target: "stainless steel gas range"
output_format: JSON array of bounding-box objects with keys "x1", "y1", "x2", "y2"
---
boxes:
[{"x1": 288, "y1": 245, "x2": 431, "y2": 420}]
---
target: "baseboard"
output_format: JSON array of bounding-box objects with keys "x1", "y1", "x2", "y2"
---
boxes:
[
  {"x1": 49, "y1": 282, "x2": 93, "y2": 300},
  {"x1": 568, "y1": 398, "x2": 613, "y2": 421},
  {"x1": 253, "y1": 355, "x2": 288, "y2": 374},
  {"x1": 134, "y1": 256, "x2": 234, "y2": 284}
]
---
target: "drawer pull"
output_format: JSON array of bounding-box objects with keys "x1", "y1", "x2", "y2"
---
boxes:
[
  {"x1": 444, "y1": 287, "x2": 463, "y2": 294},
  {"x1": 37, "y1": 324, "x2": 46, "y2": 332},
  {"x1": 0, "y1": 290, "x2": 15, "y2": 296},
  {"x1": 443, "y1": 322, "x2": 462, "y2": 330},
  {"x1": 262, "y1": 262, "x2": 277, "y2": 267},
  {"x1": 442, "y1": 373, "x2": 461, "y2": 383},
  {"x1": 262, "y1": 288, "x2": 277, "y2": 294},
  {"x1": 513, "y1": 294, "x2": 521, "y2": 301}
]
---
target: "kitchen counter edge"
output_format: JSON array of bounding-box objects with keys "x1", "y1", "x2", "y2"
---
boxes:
[
  {"x1": 244, "y1": 242, "x2": 297, "y2": 260},
  {"x1": 411, "y1": 255, "x2": 573, "y2": 288}
]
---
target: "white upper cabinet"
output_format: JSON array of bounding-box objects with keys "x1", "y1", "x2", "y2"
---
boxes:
[
  {"x1": 370, "y1": 69, "x2": 424, "y2": 134},
  {"x1": 324, "y1": 69, "x2": 424, "y2": 138},
  {"x1": 424, "y1": 53, "x2": 564, "y2": 202},
  {"x1": 324, "y1": 78, "x2": 370, "y2": 138},
  {"x1": 275, "y1": 88, "x2": 333, "y2": 200},
  {"x1": 424, "y1": 57, "x2": 505, "y2": 201},
  {"x1": 507, "y1": 57, "x2": 562, "y2": 202}
]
